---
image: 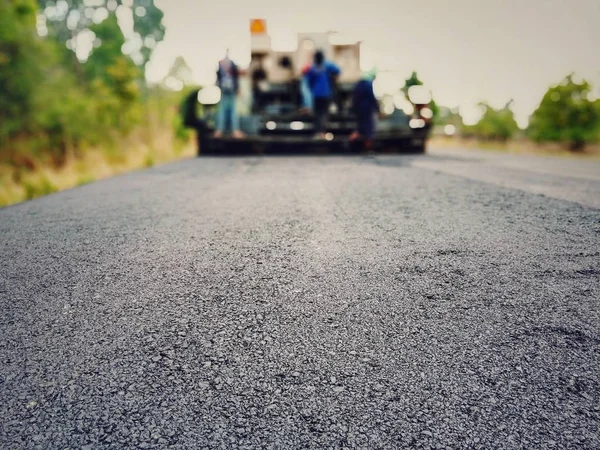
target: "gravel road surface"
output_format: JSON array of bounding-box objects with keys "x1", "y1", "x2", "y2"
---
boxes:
[{"x1": 1, "y1": 148, "x2": 599, "y2": 449}]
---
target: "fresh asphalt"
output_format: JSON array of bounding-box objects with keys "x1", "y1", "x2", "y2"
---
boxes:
[{"x1": 1, "y1": 147, "x2": 599, "y2": 449}]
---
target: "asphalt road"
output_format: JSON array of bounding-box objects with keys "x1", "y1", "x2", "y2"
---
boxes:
[{"x1": 1, "y1": 147, "x2": 599, "y2": 449}]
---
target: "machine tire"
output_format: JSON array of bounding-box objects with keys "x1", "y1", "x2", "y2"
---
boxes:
[{"x1": 412, "y1": 143, "x2": 426, "y2": 154}]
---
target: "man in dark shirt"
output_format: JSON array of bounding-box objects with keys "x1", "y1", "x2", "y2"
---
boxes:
[
  {"x1": 349, "y1": 67, "x2": 382, "y2": 151},
  {"x1": 214, "y1": 49, "x2": 245, "y2": 138}
]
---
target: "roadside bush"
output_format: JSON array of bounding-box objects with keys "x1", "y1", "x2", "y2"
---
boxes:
[
  {"x1": 463, "y1": 102, "x2": 520, "y2": 141},
  {"x1": 528, "y1": 74, "x2": 600, "y2": 150},
  {"x1": 77, "y1": 175, "x2": 96, "y2": 186},
  {"x1": 144, "y1": 153, "x2": 156, "y2": 168},
  {"x1": 22, "y1": 175, "x2": 57, "y2": 200}
]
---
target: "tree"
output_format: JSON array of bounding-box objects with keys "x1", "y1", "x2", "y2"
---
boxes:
[
  {"x1": 528, "y1": 74, "x2": 600, "y2": 150},
  {"x1": 85, "y1": 14, "x2": 129, "y2": 81},
  {"x1": 402, "y1": 71, "x2": 423, "y2": 95},
  {"x1": 464, "y1": 101, "x2": 520, "y2": 141},
  {"x1": 434, "y1": 106, "x2": 464, "y2": 132},
  {"x1": 131, "y1": 0, "x2": 165, "y2": 67},
  {"x1": 162, "y1": 56, "x2": 194, "y2": 91},
  {"x1": 1, "y1": 0, "x2": 186, "y2": 191},
  {"x1": 0, "y1": 0, "x2": 46, "y2": 140},
  {"x1": 429, "y1": 98, "x2": 440, "y2": 122},
  {"x1": 82, "y1": 14, "x2": 142, "y2": 132},
  {"x1": 0, "y1": 0, "x2": 100, "y2": 162},
  {"x1": 400, "y1": 71, "x2": 439, "y2": 123},
  {"x1": 37, "y1": 0, "x2": 165, "y2": 68}
]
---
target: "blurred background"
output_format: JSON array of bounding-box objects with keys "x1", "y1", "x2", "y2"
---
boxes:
[{"x1": 1, "y1": 0, "x2": 599, "y2": 207}]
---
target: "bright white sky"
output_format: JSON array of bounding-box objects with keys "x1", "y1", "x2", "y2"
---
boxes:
[{"x1": 147, "y1": 0, "x2": 600, "y2": 126}]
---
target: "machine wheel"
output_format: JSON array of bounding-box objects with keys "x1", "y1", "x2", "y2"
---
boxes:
[
  {"x1": 410, "y1": 137, "x2": 427, "y2": 154},
  {"x1": 412, "y1": 143, "x2": 426, "y2": 154}
]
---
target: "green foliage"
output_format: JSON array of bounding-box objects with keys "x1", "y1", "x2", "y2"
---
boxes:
[
  {"x1": 402, "y1": 71, "x2": 423, "y2": 94},
  {"x1": 0, "y1": 1, "x2": 96, "y2": 157},
  {"x1": 77, "y1": 175, "x2": 96, "y2": 186},
  {"x1": 0, "y1": 2, "x2": 196, "y2": 207},
  {"x1": 22, "y1": 174, "x2": 57, "y2": 200},
  {"x1": 429, "y1": 99, "x2": 440, "y2": 123},
  {"x1": 0, "y1": 0, "x2": 46, "y2": 140},
  {"x1": 85, "y1": 14, "x2": 128, "y2": 81},
  {"x1": 528, "y1": 74, "x2": 600, "y2": 150},
  {"x1": 132, "y1": 0, "x2": 165, "y2": 67},
  {"x1": 434, "y1": 106, "x2": 463, "y2": 128},
  {"x1": 144, "y1": 152, "x2": 155, "y2": 167},
  {"x1": 38, "y1": 0, "x2": 165, "y2": 67},
  {"x1": 1, "y1": 1, "x2": 168, "y2": 168},
  {"x1": 464, "y1": 101, "x2": 520, "y2": 141},
  {"x1": 178, "y1": 86, "x2": 200, "y2": 124},
  {"x1": 173, "y1": 113, "x2": 191, "y2": 143},
  {"x1": 83, "y1": 14, "x2": 143, "y2": 133},
  {"x1": 13, "y1": 0, "x2": 38, "y2": 23},
  {"x1": 401, "y1": 71, "x2": 439, "y2": 122}
]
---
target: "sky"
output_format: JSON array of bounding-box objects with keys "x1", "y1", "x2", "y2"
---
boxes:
[{"x1": 146, "y1": 0, "x2": 600, "y2": 126}]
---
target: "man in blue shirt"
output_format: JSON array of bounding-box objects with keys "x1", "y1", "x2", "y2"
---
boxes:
[{"x1": 304, "y1": 50, "x2": 341, "y2": 139}]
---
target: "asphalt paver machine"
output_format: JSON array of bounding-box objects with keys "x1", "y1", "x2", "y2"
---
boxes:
[{"x1": 185, "y1": 19, "x2": 434, "y2": 155}]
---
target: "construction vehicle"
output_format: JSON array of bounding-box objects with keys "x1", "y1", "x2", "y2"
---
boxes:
[{"x1": 187, "y1": 19, "x2": 434, "y2": 155}]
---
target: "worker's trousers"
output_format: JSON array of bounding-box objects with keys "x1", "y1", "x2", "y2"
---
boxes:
[{"x1": 216, "y1": 92, "x2": 240, "y2": 133}]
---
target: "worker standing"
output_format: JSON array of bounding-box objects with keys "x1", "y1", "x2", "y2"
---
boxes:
[
  {"x1": 304, "y1": 50, "x2": 341, "y2": 139},
  {"x1": 299, "y1": 63, "x2": 313, "y2": 114},
  {"x1": 214, "y1": 49, "x2": 245, "y2": 139},
  {"x1": 349, "y1": 67, "x2": 382, "y2": 152}
]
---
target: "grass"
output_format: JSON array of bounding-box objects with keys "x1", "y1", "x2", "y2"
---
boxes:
[{"x1": 0, "y1": 128, "x2": 195, "y2": 208}]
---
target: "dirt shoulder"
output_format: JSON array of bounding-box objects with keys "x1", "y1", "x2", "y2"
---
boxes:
[{"x1": 429, "y1": 136, "x2": 600, "y2": 159}]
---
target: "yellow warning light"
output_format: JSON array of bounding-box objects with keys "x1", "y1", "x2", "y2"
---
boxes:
[{"x1": 250, "y1": 19, "x2": 266, "y2": 34}]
